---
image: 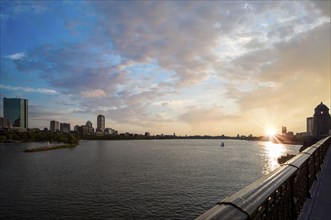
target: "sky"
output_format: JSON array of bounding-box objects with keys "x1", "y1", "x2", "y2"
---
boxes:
[{"x1": 0, "y1": 0, "x2": 330, "y2": 136}]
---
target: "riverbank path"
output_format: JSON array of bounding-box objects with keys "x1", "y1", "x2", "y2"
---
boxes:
[{"x1": 298, "y1": 141, "x2": 331, "y2": 220}]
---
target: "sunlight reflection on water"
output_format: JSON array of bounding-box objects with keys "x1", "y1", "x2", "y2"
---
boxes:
[{"x1": 261, "y1": 141, "x2": 286, "y2": 175}]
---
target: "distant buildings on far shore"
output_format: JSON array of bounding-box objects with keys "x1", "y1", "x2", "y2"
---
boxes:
[
  {"x1": 1, "y1": 97, "x2": 331, "y2": 138},
  {"x1": 71, "y1": 114, "x2": 117, "y2": 136},
  {"x1": 50, "y1": 120, "x2": 71, "y2": 133},
  {"x1": 0, "y1": 97, "x2": 118, "y2": 136}
]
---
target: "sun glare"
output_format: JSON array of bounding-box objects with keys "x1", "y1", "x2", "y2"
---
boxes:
[
  {"x1": 266, "y1": 127, "x2": 277, "y2": 138},
  {"x1": 262, "y1": 141, "x2": 285, "y2": 174}
]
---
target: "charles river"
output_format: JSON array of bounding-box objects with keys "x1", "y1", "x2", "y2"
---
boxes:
[{"x1": 0, "y1": 139, "x2": 300, "y2": 219}]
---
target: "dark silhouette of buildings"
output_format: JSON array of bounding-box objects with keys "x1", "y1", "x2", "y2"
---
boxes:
[{"x1": 307, "y1": 102, "x2": 331, "y2": 136}]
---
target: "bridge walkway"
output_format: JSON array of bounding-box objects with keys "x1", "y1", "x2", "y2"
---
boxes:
[{"x1": 298, "y1": 142, "x2": 331, "y2": 220}]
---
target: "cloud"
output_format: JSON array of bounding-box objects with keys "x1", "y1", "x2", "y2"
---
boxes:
[
  {"x1": 2, "y1": 1, "x2": 329, "y2": 135},
  {"x1": 12, "y1": 42, "x2": 130, "y2": 95},
  {"x1": 5, "y1": 52, "x2": 25, "y2": 60},
  {"x1": 92, "y1": 1, "x2": 231, "y2": 87},
  {"x1": 311, "y1": 0, "x2": 331, "y2": 17},
  {"x1": 81, "y1": 89, "x2": 106, "y2": 98},
  {"x1": 176, "y1": 105, "x2": 249, "y2": 135},
  {"x1": 0, "y1": 1, "x2": 48, "y2": 28},
  {"x1": 0, "y1": 84, "x2": 58, "y2": 94},
  {"x1": 217, "y1": 6, "x2": 330, "y2": 102},
  {"x1": 229, "y1": 20, "x2": 330, "y2": 84},
  {"x1": 178, "y1": 106, "x2": 225, "y2": 124},
  {"x1": 222, "y1": 20, "x2": 330, "y2": 132},
  {"x1": 90, "y1": 1, "x2": 327, "y2": 90}
]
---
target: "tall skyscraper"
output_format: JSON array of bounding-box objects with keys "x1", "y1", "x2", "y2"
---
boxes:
[
  {"x1": 3, "y1": 97, "x2": 28, "y2": 129},
  {"x1": 97, "y1": 114, "x2": 105, "y2": 132}
]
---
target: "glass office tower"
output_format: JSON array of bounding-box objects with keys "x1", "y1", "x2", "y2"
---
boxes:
[{"x1": 3, "y1": 98, "x2": 28, "y2": 128}]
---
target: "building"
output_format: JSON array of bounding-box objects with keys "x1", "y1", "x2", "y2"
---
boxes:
[
  {"x1": 287, "y1": 131, "x2": 294, "y2": 136},
  {"x1": 97, "y1": 115, "x2": 105, "y2": 132},
  {"x1": 312, "y1": 102, "x2": 331, "y2": 136},
  {"x1": 60, "y1": 123, "x2": 71, "y2": 133},
  {"x1": 306, "y1": 102, "x2": 331, "y2": 136},
  {"x1": 3, "y1": 97, "x2": 28, "y2": 128},
  {"x1": 86, "y1": 120, "x2": 93, "y2": 128},
  {"x1": 306, "y1": 117, "x2": 314, "y2": 135},
  {"x1": 282, "y1": 126, "x2": 287, "y2": 135},
  {"x1": 74, "y1": 121, "x2": 95, "y2": 136},
  {"x1": 105, "y1": 128, "x2": 118, "y2": 135},
  {"x1": 50, "y1": 120, "x2": 60, "y2": 132},
  {"x1": 87, "y1": 126, "x2": 94, "y2": 134},
  {"x1": 0, "y1": 117, "x2": 11, "y2": 129},
  {"x1": 77, "y1": 125, "x2": 88, "y2": 136},
  {"x1": 85, "y1": 120, "x2": 94, "y2": 134}
]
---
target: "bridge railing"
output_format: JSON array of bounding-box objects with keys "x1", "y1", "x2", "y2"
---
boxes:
[{"x1": 196, "y1": 136, "x2": 331, "y2": 220}]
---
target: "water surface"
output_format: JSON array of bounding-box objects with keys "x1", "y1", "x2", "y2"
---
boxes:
[{"x1": 0, "y1": 139, "x2": 300, "y2": 219}]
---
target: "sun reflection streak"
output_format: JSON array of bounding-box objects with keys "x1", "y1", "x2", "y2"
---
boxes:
[{"x1": 261, "y1": 141, "x2": 286, "y2": 175}]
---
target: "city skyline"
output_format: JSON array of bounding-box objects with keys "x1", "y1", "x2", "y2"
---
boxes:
[{"x1": 1, "y1": 1, "x2": 330, "y2": 136}]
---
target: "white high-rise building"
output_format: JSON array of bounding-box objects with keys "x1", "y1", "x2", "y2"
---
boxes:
[{"x1": 50, "y1": 120, "x2": 60, "y2": 132}]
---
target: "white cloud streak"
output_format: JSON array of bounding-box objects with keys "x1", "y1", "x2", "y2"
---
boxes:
[
  {"x1": 5, "y1": 52, "x2": 26, "y2": 60},
  {"x1": 0, "y1": 84, "x2": 58, "y2": 94}
]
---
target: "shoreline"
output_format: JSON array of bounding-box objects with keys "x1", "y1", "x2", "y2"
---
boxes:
[{"x1": 24, "y1": 143, "x2": 79, "y2": 152}]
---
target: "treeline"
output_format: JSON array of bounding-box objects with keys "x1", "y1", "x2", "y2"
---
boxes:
[
  {"x1": 79, "y1": 134, "x2": 263, "y2": 141},
  {"x1": 0, "y1": 131, "x2": 79, "y2": 144}
]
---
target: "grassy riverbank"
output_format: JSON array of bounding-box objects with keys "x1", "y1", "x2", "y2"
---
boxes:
[{"x1": 24, "y1": 143, "x2": 79, "y2": 152}]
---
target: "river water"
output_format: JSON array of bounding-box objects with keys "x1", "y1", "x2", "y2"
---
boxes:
[{"x1": 0, "y1": 139, "x2": 300, "y2": 219}]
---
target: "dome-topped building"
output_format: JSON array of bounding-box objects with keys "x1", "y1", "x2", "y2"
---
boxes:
[
  {"x1": 312, "y1": 102, "x2": 331, "y2": 136},
  {"x1": 86, "y1": 120, "x2": 93, "y2": 128},
  {"x1": 314, "y1": 102, "x2": 329, "y2": 115}
]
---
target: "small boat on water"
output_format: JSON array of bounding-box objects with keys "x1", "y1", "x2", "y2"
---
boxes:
[{"x1": 220, "y1": 142, "x2": 224, "y2": 147}]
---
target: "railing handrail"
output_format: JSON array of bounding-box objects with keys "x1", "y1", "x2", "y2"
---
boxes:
[{"x1": 196, "y1": 136, "x2": 331, "y2": 220}]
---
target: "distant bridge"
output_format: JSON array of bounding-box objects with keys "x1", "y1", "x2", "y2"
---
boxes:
[{"x1": 197, "y1": 136, "x2": 331, "y2": 220}]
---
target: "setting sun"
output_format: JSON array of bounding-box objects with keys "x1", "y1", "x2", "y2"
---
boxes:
[{"x1": 266, "y1": 127, "x2": 277, "y2": 138}]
